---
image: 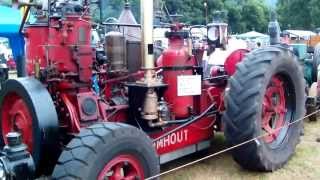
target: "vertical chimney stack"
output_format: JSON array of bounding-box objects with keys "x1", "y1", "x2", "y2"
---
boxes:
[{"x1": 141, "y1": 0, "x2": 154, "y2": 69}]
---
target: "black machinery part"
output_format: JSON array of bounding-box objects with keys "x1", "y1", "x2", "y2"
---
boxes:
[{"x1": 0, "y1": 132, "x2": 35, "y2": 180}]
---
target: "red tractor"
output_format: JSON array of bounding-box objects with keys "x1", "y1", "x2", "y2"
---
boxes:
[{"x1": 0, "y1": 0, "x2": 306, "y2": 179}]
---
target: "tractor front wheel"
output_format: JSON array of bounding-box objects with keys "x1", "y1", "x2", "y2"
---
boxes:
[
  {"x1": 223, "y1": 45, "x2": 306, "y2": 171},
  {"x1": 52, "y1": 122, "x2": 160, "y2": 180}
]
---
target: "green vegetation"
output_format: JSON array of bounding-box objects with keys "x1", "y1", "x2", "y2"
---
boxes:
[
  {"x1": 95, "y1": 0, "x2": 270, "y2": 33},
  {"x1": 277, "y1": 0, "x2": 320, "y2": 30},
  {"x1": 166, "y1": 0, "x2": 269, "y2": 33},
  {"x1": 2, "y1": 0, "x2": 319, "y2": 33}
]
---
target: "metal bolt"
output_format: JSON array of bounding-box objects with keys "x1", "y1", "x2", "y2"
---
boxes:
[{"x1": 6, "y1": 132, "x2": 22, "y2": 147}]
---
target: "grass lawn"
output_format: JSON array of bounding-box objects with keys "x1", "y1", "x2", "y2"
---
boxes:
[{"x1": 163, "y1": 120, "x2": 320, "y2": 180}]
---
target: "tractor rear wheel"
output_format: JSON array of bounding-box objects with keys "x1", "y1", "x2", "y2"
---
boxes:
[
  {"x1": 52, "y1": 122, "x2": 160, "y2": 180},
  {"x1": 0, "y1": 78, "x2": 59, "y2": 171},
  {"x1": 223, "y1": 45, "x2": 306, "y2": 171}
]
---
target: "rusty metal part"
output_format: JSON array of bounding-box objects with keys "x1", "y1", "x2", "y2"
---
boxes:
[
  {"x1": 148, "y1": 99, "x2": 171, "y2": 127},
  {"x1": 141, "y1": 89, "x2": 158, "y2": 120},
  {"x1": 34, "y1": 59, "x2": 40, "y2": 79},
  {"x1": 158, "y1": 99, "x2": 170, "y2": 122},
  {"x1": 105, "y1": 31, "x2": 127, "y2": 73}
]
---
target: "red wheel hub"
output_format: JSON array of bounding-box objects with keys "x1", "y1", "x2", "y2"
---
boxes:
[
  {"x1": 98, "y1": 154, "x2": 144, "y2": 180},
  {"x1": 1, "y1": 93, "x2": 33, "y2": 152},
  {"x1": 262, "y1": 76, "x2": 287, "y2": 143}
]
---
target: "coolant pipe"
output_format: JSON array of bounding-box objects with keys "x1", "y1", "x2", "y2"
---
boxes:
[{"x1": 152, "y1": 103, "x2": 217, "y2": 142}]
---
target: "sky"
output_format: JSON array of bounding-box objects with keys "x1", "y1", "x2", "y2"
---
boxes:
[{"x1": 266, "y1": 0, "x2": 278, "y2": 7}]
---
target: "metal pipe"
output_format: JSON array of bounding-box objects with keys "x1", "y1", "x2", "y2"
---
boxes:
[
  {"x1": 268, "y1": 11, "x2": 281, "y2": 45},
  {"x1": 141, "y1": 0, "x2": 154, "y2": 69},
  {"x1": 203, "y1": 75, "x2": 229, "y2": 81},
  {"x1": 19, "y1": 6, "x2": 31, "y2": 33},
  {"x1": 16, "y1": 55, "x2": 26, "y2": 77},
  {"x1": 153, "y1": 103, "x2": 217, "y2": 142}
]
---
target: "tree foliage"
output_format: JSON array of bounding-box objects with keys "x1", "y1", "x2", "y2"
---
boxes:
[
  {"x1": 165, "y1": 0, "x2": 270, "y2": 33},
  {"x1": 277, "y1": 0, "x2": 320, "y2": 30},
  {"x1": 93, "y1": 0, "x2": 270, "y2": 33}
]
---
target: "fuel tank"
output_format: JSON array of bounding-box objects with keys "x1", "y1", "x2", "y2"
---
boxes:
[{"x1": 157, "y1": 31, "x2": 197, "y2": 119}]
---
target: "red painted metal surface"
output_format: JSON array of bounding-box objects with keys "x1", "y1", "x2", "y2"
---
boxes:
[
  {"x1": 25, "y1": 15, "x2": 96, "y2": 135},
  {"x1": 206, "y1": 86, "x2": 225, "y2": 112},
  {"x1": 47, "y1": 16, "x2": 93, "y2": 83},
  {"x1": 1, "y1": 93, "x2": 33, "y2": 152},
  {"x1": 25, "y1": 25, "x2": 48, "y2": 75},
  {"x1": 157, "y1": 30, "x2": 197, "y2": 119},
  {"x1": 224, "y1": 49, "x2": 249, "y2": 76},
  {"x1": 60, "y1": 93, "x2": 81, "y2": 133},
  {"x1": 98, "y1": 154, "x2": 144, "y2": 180},
  {"x1": 262, "y1": 76, "x2": 287, "y2": 143},
  {"x1": 152, "y1": 117, "x2": 214, "y2": 155},
  {"x1": 152, "y1": 84, "x2": 222, "y2": 155}
]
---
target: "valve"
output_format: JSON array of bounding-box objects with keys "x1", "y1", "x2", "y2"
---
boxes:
[{"x1": 0, "y1": 132, "x2": 35, "y2": 180}]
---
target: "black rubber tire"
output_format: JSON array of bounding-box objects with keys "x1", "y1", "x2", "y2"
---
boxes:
[
  {"x1": 52, "y1": 122, "x2": 160, "y2": 179},
  {"x1": 312, "y1": 43, "x2": 320, "y2": 82},
  {"x1": 223, "y1": 45, "x2": 306, "y2": 171},
  {"x1": 0, "y1": 78, "x2": 59, "y2": 172}
]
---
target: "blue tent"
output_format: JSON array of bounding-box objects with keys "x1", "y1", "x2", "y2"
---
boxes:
[{"x1": 0, "y1": 5, "x2": 25, "y2": 59}]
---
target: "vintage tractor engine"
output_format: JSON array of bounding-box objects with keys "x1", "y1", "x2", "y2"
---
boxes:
[{"x1": 24, "y1": 1, "x2": 97, "y2": 134}]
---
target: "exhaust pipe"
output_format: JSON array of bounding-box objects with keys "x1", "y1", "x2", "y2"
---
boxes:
[
  {"x1": 139, "y1": 0, "x2": 161, "y2": 121},
  {"x1": 141, "y1": 0, "x2": 154, "y2": 70}
]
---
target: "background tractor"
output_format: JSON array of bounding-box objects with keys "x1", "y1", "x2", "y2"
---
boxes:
[{"x1": 0, "y1": 0, "x2": 308, "y2": 179}]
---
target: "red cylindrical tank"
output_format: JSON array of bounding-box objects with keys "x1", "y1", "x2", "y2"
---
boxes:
[{"x1": 157, "y1": 31, "x2": 197, "y2": 119}]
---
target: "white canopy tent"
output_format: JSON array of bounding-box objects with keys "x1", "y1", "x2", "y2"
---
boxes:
[{"x1": 236, "y1": 31, "x2": 269, "y2": 39}]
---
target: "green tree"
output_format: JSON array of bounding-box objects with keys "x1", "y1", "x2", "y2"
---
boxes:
[
  {"x1": 277, "y1": 0, "x2": 320, "y2": 30},
  {"x1": 241, "y1": 0, "x2": 269, "y2": 33},
  {"x1": 165, "y1": 0, "x2": 225, "y2": 25},
  {"x1": 91, "y1": 0, "x2": 140, "y2": 22},
  {"x1": 90, "y1": 0, "x2": 270, "y2": 34},
  {"x1": 310, "y1": 0, "x2": 320, "y2": 29}
]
